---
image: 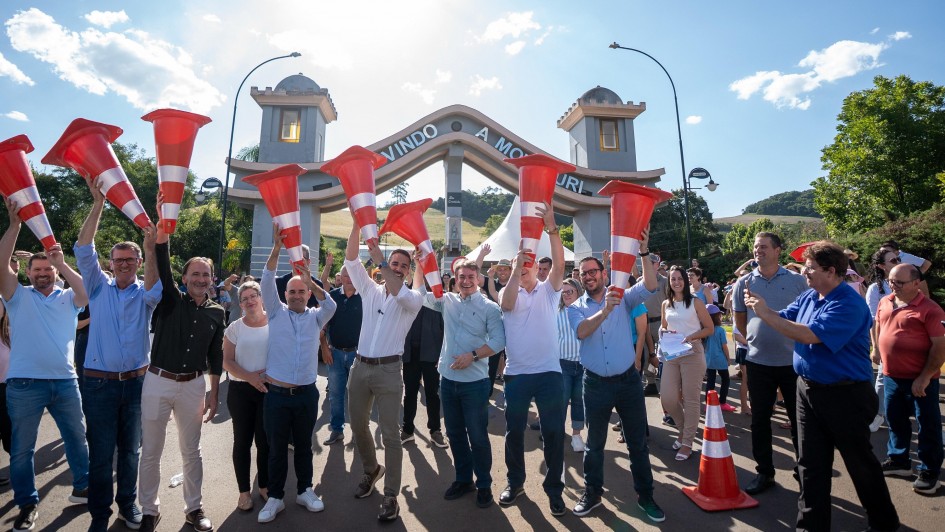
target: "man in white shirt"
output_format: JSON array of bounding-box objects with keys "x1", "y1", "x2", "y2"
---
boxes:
[{"x1": 343, "y1": 218, "x2": 423, "y2": 522}]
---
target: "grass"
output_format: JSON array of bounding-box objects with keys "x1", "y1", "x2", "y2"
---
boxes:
[{"x1": 319, "y1": 207, "x2": 488, "y2": 248}]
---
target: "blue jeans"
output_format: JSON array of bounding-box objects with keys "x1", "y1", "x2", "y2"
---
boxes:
[
  {"x1": 884, "y1": 375, "x2": 943, "y2": 475},
  {"x1": 82, "y1": 375, "x2": 143, "y2": 522},
  {"x1": 560, "y1": 360, "x2": 585, "y2": 430},
  {"x1": 441, "y1": 377, "x2": 492, "y2": 488},
  {"x1": 264, "y1": 384, "x2": 318, "y2": 500},
  {"x1": 504, "y1": 372, "x2": 564, "y2": 495},
  {"x1": 6, "y1": 378, "x2": 89, "y2": 507},
  {"x1": 327, "y1": 348, "x2": 357, "y2": 432},
  {"x1": 583, "y1": 368, "x2": 654, "y2": 498}
]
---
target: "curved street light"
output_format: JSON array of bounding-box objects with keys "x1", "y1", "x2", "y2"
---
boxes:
[
  {"x1": 195, "y1": 177, "x2": 223, "y2": 203},
  {"x1": 219, "y1": 51, "x2": 301, "y2": 275}
]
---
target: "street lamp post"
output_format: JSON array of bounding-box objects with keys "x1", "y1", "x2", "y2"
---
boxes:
[
  {"x1": 609, "y1": 42, "x2": 694, "y2": 263},
  {"x1": 219, "y1": 52, "x2": 301, "y2": 275},
  {"x1": 683, "y1": 168, "x2": 719, "y2": 261}
]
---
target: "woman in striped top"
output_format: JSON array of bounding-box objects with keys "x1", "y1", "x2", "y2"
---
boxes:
[{"x1": 558, "y1": 278, "x2": 586, "y2": 452}]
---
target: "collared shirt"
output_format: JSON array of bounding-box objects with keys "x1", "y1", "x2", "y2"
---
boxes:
[
  {"x1": 780, "y1": 282, "x2": 873, "y2": 384},
  {"x1": 3, "y1": 285, "x2": 81, "y2": 379},
  {"x1": 75, "y1": 242, "x2": 162, "y2": 373},
  {"x1": 502, "y1": 279, "x2": 561, "y2": 375},
  {"x1": 276, "y1": 272, "x2": 324, "y2": 308},
  {"x1": 875, "y1": 291, "x2": 945, "y2": 379},
  {"x1": 567, "y1": 282, "x2": 655, "y2": 376},
  {"x1": 262, "y1": 267, "x2": 336, "y2": 385},
  {"x1": 733, "y1": 266, "x2": 809, "y2": 366},
  {"x1": 150, "y1": 242, "x2": 225, "y2": 375},
  {"x1": 344, "y1": 258, "x2": 422, "y2": 358},
  {"x1": 423, "y1": 290, "x2": 505, "y2": 383},
  {"x1": 326, "y1": 287, "x2": 362, "y2": 349},
  {"x1": 557, "y1": 308, "x2": 581, "y2": 362}
]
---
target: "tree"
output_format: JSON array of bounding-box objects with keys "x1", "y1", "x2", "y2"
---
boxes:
[
  {"x1": 721, "y1": 218, "x2": 777, "y2": 258},
  {"x1": 743, "y1": 190, "x2": 819, "y2": 217},
  {"x1": 236, "y1": 144, "x2": 260, "y2": 162},
  {"x1": 481, "y1": 214, "x2": 504, "y2": 237},
  {"x1": 391, "y1": 183, "x2": 409, "y2": 205},
  {"x1": 648, "y1": 188, "x2": 720, "y2": 265},
  {"x1": 814, "y1": 75, "x2": 945, "y2": 234}
]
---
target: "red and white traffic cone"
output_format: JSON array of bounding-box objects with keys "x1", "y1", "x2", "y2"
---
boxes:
[
  {"x1": 682, "y1": 390, "x2": 759, "y2": 511},
  {"x1": 504, "y1": 154, "x2": 575, "y2": 268},
  {"x1": 320, "y1": 145, "x2": 387, "y2": 246},
  {"x1": 243, "y1": 164, "x2": 306, "y2": 274},
  {"x1": 0, "y1": 135, "x2": 57, "y2": 249},
  {"x1": 379, "y1": 198, "x2": 443, "y2": 298}
]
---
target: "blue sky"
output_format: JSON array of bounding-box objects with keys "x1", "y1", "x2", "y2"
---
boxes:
[{"x1": 1, "y1": 0, "x2": 943, "y2": 218}]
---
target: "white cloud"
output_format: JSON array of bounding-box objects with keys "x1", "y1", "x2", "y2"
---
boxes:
[
  {"x1": 83, "y1": 10, "x2": 128, "y2": 29},
  {"x1": 3, "y1": 110, "x2": 28, "y2": 122},
  {"x1": 0, "y1": 51, "x2": 34, "y2": 85},
  {"x1": 534, "y1": 27, "x2": 554, "y2": 46},
  {"x1": 504, "y1": 40, "x2": 526, "y2": 55},
  {"x1": 730, "y1": 37, "x2": 893, "y2": 110},
  {"x1": 401, "y1": 81, "x2": 435, "y2": 104},
  {"x1": 434, "y1": 69, "x2": 451, "y2": 84},
  {"x1": 870, "y1": 27, "x2": 880, "y2": 35},
  {"x1": 202, "y1": 14, "x2": 222, "y2": 24},
  {"x1": 889, "y1": 31, "x2": 911, "y2": 41},
  {"x1": 476, "y1": 11, "x2": 540, "y2": 43},
  {"x1": 5, "y1": 8, "x2": 224, "y2": 113},
  {"x1": 469, "y1": 75, "x2": 501, "y2": 96},
  {"x1": 685, "y1": 115, "x2": 702, "y2": 125}
]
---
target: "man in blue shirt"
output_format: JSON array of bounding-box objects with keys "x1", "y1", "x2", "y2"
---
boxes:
[
  {"x1": 745, "y1": 241, "x2": 899, "y2": 532},
  {"x1": 74, "y1": 180, "x2": 162, "y2": 531},
  {"x1": 0, "y1": 197, "x2": 90, "y2": 532},
  {"x1": 567, "y1": 229, "x2": 665, "y2": 523}
]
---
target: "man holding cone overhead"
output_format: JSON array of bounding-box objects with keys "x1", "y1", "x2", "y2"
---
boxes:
[
  {"x1": 75, "y1": 179, "x2": 162, "y2": 531},
  {"x1": 343, "y1": 215, "x2": 423, "y2": 521},
  {"x1": 498, "y1": 201, "x2": 568, "y2": 516}
]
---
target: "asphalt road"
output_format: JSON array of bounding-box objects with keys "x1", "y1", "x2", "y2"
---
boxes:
[{"x1": 1, "y1": 369, "x2": 942, "y2": 531}]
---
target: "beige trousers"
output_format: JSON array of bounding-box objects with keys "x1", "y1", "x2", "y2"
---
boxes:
[
  {"x1": 348, "y1": 359, "x2": 404, "y2": 497},
  {"x1": 660, "y1": 342, "x2": 707, "y2": 448}
]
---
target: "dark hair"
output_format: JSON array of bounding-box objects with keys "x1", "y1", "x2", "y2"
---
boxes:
[
  {"x1": 880, "y1": 240, "x2": 901, "y2": 251},
  {"x1": 666, "y1": 266, "x2": 693, "y2": 308},
  {"x1": 687, "y1": 267, "x2": 703, "y2": 278},
  {"x1": 182, "y1": 256, "x2": 213, "y2": 275},
  {"x1": 28, "y1": 252, "x2": 49, "y2": 270},
  {"x1": 754, "y1": 232, "x2": 783, "y2": 250},
  {"x1": 580, "y1": 256, "x2": 604, "y2": 270},
  {"x1": 390, "y1": 249, "x2": 412, "y2": 264},
  {"x1": 802, "y1": 241, "x2": 847, "y2": 278},
  {"x1": 710, "y1": 312, "x2": 722, "y2": 327},
  {"x1": 453, "y1": 259, "x2": 480, "y2": 274},
  {"x1": 538, "y1": 257, "x2": 552, "y2": 266},
  {"x1": 110, "y1": 241, "x2": 142, "y2": 259},
  {"x1": 0, "y1": 310, "x2": 9, "y2": 348}
]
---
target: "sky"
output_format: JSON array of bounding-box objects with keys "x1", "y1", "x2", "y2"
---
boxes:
[{"x1": 1, "y1": 0, "x2": 943, "y2": 219}]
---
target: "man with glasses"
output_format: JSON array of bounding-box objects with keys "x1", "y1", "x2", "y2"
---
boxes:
[
  {"x1": 744, "y1": 241, "x2": 899, "y2": 532},
  {"x1": 872, "y1": 263, "x2": 945, "y2": 495},
  {"x1": 567, "y1": 230, "x2": 665, "y2": 522},
  {"x1": 74, "y1": 180, "x2": 162, "y2": 531}
]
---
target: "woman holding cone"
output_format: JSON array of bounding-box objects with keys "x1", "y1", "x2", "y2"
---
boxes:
[
  {"x1": 222, "y1": 281, "x2": 270, "y2": 511},
  {"x1": 660, "y1": 265, "x2": 714, "y2": 460}
]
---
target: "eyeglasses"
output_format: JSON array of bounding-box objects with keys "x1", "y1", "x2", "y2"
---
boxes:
[
  {"x1": 886, "y1": 257, "x2": 902, "y2": 264},
  {"x1": 888, "y1": 278, "x2": 915, "y2": 288},
  {"x1": 562, "y1": 289, "x2": 577, "y2": 295},
  {"x1": 111, "y1": 257, "x2": 139, "y2": 265},
  {"x1": 239, "y1": 293, "x2": 260, "y2": 303},
  {"x1": 579, "y1": 268, "x2": 602, "y2": 278}
]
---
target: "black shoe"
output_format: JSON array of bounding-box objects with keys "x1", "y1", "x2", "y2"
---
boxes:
[
  {"x1": 378, "y1": 495, "x2": 399, "y2": 521},
  {"x1": 573, "y1": 491, "x2": 602, "y2": 516},
  {"x1": 13, "y1": 504, "x2": 37, "y2": 531},
  {"x1": 498, "y1": 485, "x2": 525, "y2": 506},
  {"x1": 643, "y1": 383, "x2": 659, "y2": 396},
  {"x1": 185, "y1": 508, "x2": 213, "y2": 531},
  {"x1": 529, "y1": 421, "x2": 541, "y2": 431},
  {"x1": 0, "y1": 475, "x2": 9, "y2": 486},
  {"x1": 881, "y1": 458, "x2": 913, "y2": 478},
  {"x1": 444, "y1": 481, "x2": 475, "y2": 500},
  {"x1": 549, "y1": 493, "x2": 566, "y2": 516},
  {"x1": 661, "y1": 415, "x2": 676, "y2": 427},
  {"x1": 69, "y1": 487, "x2": 89, "y2": 504},
  {"x1": 744, "y1": 473, "x2": 776, "y2": 495},
  {"x1": 355, "y1": 464, "x2": 386, "y2": 498},
  {"x1": 323, "y1": 430, "x2": 344, "y2": 445},
  {"x1": 913, "y1": 470, "x2": 941, "y2": 494},
  {"x1": 139, "y1": 514, "x2": 161, "y2": 532},
  {"x1": 476, "y1": 488, "x2": 493, "y2": 508}
]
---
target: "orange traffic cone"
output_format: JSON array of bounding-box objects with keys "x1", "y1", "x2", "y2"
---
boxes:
[
  {"x1": 0, "y1": 135, "x2": 57, "y2": 250},
  {"x1": 504, "y1": 154, "x2": 575, "y2": 268},
  {"x1": 243, "y1": 164, "x2": 306, "y2": 274},
  {"x1": 682, "y1": 390, "x2": 759, "y2": 511},
  {"x1": 320, "y1": 146, "x2": 386, "y2": 246},
  {"x1": 379, "y1": 198, "x2": 443, "y2": 298}
]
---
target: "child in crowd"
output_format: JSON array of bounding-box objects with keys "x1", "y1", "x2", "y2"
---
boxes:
[
  {"x1": 704, "y1": 304, "x2": 734, "y2": 412},
  {"x1": 732, "y1": 324, "x2": 750, "y2": 415}
]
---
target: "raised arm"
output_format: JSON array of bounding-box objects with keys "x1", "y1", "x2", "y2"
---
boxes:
[
  {"x1": 538, "y1": 201, "x2": 564, "y2": 291},
  {"x1": 367, "y1": 238, "x2": 406, "y2": 297},
  {"x1": 638, "y1": 227, "x2": 657, "y2": 292},
  {"x1": 266, "y1": 223, "x2": 282, "y2": 272},
  {"x1": 48, "y1": 244, "x2": 88, "y2": 308},
  {"x1": 0, "y1": 198, "x2": 24, "y2": 301},
  {"x1": 320, "y1": 251, "x2": 334, "y2": 287},
  {"x1": 500, "y1": 247, "x2": 528, "y2": 312},
  {"x1": 76, "y1": 178, "x2": 106, "y2": 247},
  {"x1": 475, "y1": 244, "x2": 491, "y2": 286}
]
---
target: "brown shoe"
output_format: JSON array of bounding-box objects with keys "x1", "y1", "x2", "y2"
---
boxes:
[{"x1": 185, "y1": 508, "x2": 213, "y2": 532}]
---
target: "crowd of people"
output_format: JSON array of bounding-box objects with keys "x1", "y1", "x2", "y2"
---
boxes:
[{"x1": 0, "y1": 178, "x2": 941, "y2": 532}]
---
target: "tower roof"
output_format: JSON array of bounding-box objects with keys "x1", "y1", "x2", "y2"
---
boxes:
[
  {"x1": 251, "y1": 73, "x2": 337, "y2": 123},
  {"x1": 274, "y1": 74, "x2": 321, "y2": 93},
  {"x1": 557, "y1": 86, "x2": 646, "y2": 132}
]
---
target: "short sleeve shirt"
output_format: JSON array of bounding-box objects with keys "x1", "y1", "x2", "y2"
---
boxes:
[
  {"x1": 733, "y1": 267, "x2": 809, "y2": 366},
  {"x1": 3, "y1": 285, "x2": 81, "y2": 379},
  {"x1": 875, "y1": 292, "x2": 945, "y2": 379},
  {"x1": 501, "y1": 279, "x2": 561, "y2": 375}
]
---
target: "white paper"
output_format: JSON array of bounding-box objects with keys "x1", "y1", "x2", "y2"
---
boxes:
[{"x1": 658, "y1": 333, "x2": 694, "y2": 361}]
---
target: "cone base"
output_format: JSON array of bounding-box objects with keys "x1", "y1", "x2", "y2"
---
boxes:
[
  {"x1": 681, "y1": 486, "x2": 759, "y2": 512},
  {"x1": 161, "y1": 219, "x2": 177, "y2": 235}
]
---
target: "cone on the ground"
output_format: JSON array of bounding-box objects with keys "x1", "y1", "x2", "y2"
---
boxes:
[
  {"x1": 142, "y1": 109, "x2": 212, "y2": 234},
  {"x1": 504, "y1": 154, "x2": 575, "y2": 268},
  {"x1": 243, "y1": 164, "x2": 306, "y2": 274},
  {"x1": 598, "y1": 181, "x2": 673, "y2": 298},
  {"x1": 379, "y1": 198, "x2": 443, "y2": 298},
  {"x1": 320, "y1": 146, "x2": 386, "y2": 246},
  {"x1": 0, "y1": 135, "x2": 57, "y2": 250},
  {"x1": 42, "y1": 118, "x2": 151, "y2": 229},
  {"x1": 682, "y1": 390, "x2": 759, "y2": 511}
]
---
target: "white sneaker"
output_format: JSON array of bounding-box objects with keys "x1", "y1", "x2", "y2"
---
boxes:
[
  {"x1": 296, "y1": 487, "x2": 325, "y2": 512},
  {"x1": 571, "y1": 434, "x2": 587, "y2": 452},
  {"x1": 869, "y1": 415, "x2": 884, "y2": 433},
  {"x1": 257, "y1": 497, "x2": 284, "y2": 523}
]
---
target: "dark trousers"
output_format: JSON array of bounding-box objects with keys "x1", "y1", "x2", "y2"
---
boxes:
[
  {"x1": 504, "y1": 372, "x2": 564, "y2": 496},
  {"x1": 402, "y1": 361, "x2": 441, "y2": 434},
  {"x1": 583, "y1": 368, "x2": 654, "y2": 498},
  {"x1": 488, "y1": 350, "x2": 505, "y2": 394},
  {"x1": 0, "y1": 382, "x2": 10, "y2": 453},
  {"x1": 796, "y1": 378, "x2": 899, "y2": 532},
  {"x1": 705, "y1": 369, "x2": 731, "y2": 404},
  {"x1": 746, "y1": 361, "x2": 798, "y2": 476},
  {"x1": 227, "y1": 380, "x2": 269, "y2": 492},
  {"x1": 884, "y1": 375, "x2": 943, "y2": 475},
  {"x1": 441, "y1": 377, "x2": 492, "y2": 488},
  {"x1": 263, "y1": 384, "x2": 318, "y2": 500}
]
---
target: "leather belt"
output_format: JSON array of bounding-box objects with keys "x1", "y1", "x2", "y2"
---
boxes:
[
  {"x1": 147, "y1": 366, "x2": 203, "y2": 382},
  {"x1": 83, "y1": 367, "x2": 148, "y2": 381},
  {"x1": 335, "y1": 346, "x2": 358, "y2": 352},
  {"x1": 267, "y1": 382, "x2": 315, "y2": 396},
  {"x1": 356, "y1": 354, "x2": 402, "y2": 365},
  {"x1": 586, "y1": 367, "x2": 634, "y2": 382},
  {"x1": 801, "y1": 377, "x2": 863, "y2": 388}
]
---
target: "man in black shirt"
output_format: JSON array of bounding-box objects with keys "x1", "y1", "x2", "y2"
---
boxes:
[{"x1": 322, "y1": 266, "x2": 363, "y2": 445}]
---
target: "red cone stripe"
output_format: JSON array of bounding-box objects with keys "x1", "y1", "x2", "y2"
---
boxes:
[{"x1": 703, "y1": 426, "x2": 729, "y2": 442}]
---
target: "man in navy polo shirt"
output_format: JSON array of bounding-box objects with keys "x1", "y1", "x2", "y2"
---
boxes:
[
  {"x1": 322, "y1": 265, "x2": 362, "y2": 446},
  {"x1": 745, "y1": 241, "x2": 899, "y2": 532}
]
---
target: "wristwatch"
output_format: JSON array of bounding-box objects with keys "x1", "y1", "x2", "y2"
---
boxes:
[
  {"x1": 544, "y1": 226, "x2": 559, "y2": 235},
  {"x1": 640, "y1": 251, "x2": 650, "y2": 257},
  {"x1": 379, "y1": 260, "x2": 389, "y2": 269},
  {"x1": 472, "y1": 350, "x2": 480, "y2": 361}
]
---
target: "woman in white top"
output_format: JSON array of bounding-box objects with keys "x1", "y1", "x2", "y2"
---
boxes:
[
  {"x1": 660, "y1": 266, "x2": 714, "y2": 461},
  {"x1": 223, "y1": 281, "x2": 270, "y2": 511},
  {"x1": 864, "y1": 247, "x2": 901, "y2": 432}
]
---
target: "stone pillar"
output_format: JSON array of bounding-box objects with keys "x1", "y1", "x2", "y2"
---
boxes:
[
  {"x1": 442, "y1": 144, "x2": 464, "y2": 272},
  {"x1": 572, "y1": 206, "x2": 611, "y2": 262}
]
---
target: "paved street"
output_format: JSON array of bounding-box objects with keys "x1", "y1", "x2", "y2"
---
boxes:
[{"x1": 1, "y1": 370, "x2": 942, "y2": 531}]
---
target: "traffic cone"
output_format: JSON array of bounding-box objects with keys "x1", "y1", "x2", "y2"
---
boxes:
[
  {"x1": 0, "y1": 135, "x2": 57, "y2": 250},
  {"x1": 42, "y1": 118, "x2": 151, "y2": 229},
  {"x1": 379, "y1": 198, "x2": 443, "y2": 298},
  {"x1": 243, "y1": 164, "x2": 306, "y2": 274},
  {"x1": 598, "y1": 181, "x2": 673, "y2": 298},
  {"x1": 682, "y1": 390, "x2": 759, "y2": 511},
  {"x1": 142, "y1": 108, "x2": 212, "y2": 234},
  {"x1": 320, "y1": 145, "x2": 387, "y2": 246},
  {"x1": 504, "y1": 154, "x2": 575, "y2": 268}
]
